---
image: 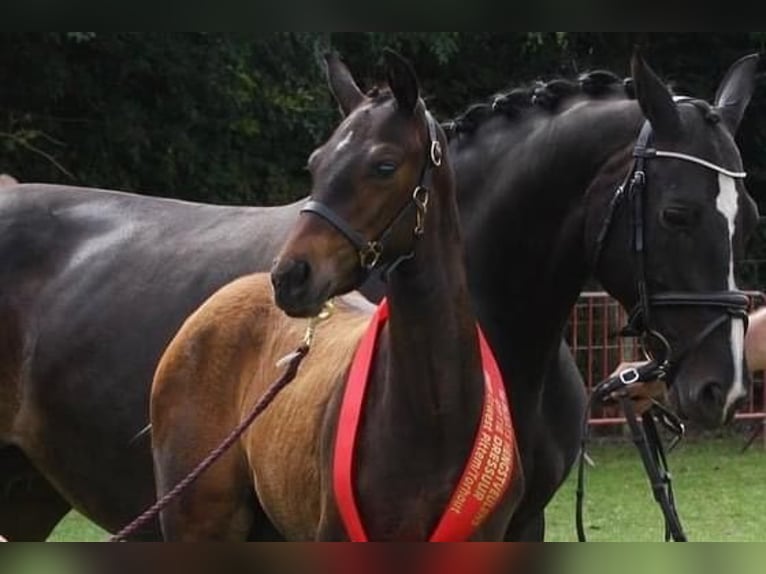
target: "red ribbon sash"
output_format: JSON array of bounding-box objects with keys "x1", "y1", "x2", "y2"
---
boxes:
[{"x1": 332, "y1": 299, "x2": 517, "y2": 542}]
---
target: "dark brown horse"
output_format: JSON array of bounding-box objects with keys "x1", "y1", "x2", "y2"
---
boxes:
[
  {"x1": 151, "y1": 51, "x2": 523, "y2": 540},
  {"x1": 0, "y1": 188, "x2": 312, "y2": 540},
  {"x1": 0, "y1": 50, "x2": 757, "y2": 541}
]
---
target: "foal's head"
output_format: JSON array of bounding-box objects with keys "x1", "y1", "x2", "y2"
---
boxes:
[
  {"x1": 272, "y1": 51, "x2": 443, "y2": 318},
  {"x1": 590, "y1": 52, "x2": 760, "y2": 427}
]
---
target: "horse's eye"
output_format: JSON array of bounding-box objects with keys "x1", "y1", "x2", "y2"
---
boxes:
[
  {"x1": 661, "y1": 206, "x2": 696, "y2": 229},
  {"x1": 374, "y1": 161, "x2": 398, "y2": 178}
]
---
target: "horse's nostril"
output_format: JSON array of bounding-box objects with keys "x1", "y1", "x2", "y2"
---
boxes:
[
  {"x1": 732, "y1": 394, "x2": 748, "y2": 412},
  {"x1": 290, "y1": 260, "x2": 311, "y2": 284},
  {"x1": 273, "y1": 259, "x2": 311, "y2": 292},
  {"x1": 698, "y1": 381, "x2": 725, "y2": 409}
]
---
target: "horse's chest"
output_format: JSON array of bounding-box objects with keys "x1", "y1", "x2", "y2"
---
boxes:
[{"x1": 352, "y1": 455, "x2": 460, "y2": 540}]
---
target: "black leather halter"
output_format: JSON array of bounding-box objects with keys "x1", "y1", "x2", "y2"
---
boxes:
[
  {"x1": 579, "y1": 117, "x2": 750, "y2": 543},
  {"x1": 301, "y1": 109, "x2": 442, "y2": 277}
]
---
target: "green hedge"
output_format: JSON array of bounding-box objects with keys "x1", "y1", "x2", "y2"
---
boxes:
[{"x1": 1, "y1": 33, "x2": 764, "y2": 211}]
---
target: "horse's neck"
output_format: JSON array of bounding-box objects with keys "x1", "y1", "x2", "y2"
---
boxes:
[
  {"x1": 453, "y1": 101, "x2": 643, "y2": 388},
  {"x1": 382, "y1": 164, "x2": 484, "y2": 441}
]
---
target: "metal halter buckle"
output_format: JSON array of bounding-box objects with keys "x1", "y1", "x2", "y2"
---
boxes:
[
  {"x1": 413, "y1": 186, "x2": 430, "y2": 237},
  {"x1": 359, "y1": 241, "x2": 382, "y2": 270}
]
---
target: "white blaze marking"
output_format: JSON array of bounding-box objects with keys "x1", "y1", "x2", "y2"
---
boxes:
[
  {"x1": 335, "y1": 131, "x2": 354, "y2": 152},
  {"x1": 717, "y1": 173, "x2": 745, "y2": 417}
]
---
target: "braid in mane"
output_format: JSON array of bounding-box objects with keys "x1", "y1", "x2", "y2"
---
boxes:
[{"x1": 444, "y1": 69, "x2": 638, "y2": 139}]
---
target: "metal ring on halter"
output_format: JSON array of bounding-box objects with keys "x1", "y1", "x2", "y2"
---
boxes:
[
  {"x1": 430, "y1": 141, "x2": 443, "y2": 167},
  {"x1": 640, "y1": 329, "x2": 672, "y2": 365},
  {"x1": 359, "y1": 241, "x2": 382, "y2": 270},
  {"x1": 413, "y1": 186, "x2": 430, "y2": 237}
]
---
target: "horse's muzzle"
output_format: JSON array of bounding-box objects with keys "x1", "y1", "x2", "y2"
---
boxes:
[{"x1": 271, "y1": 258, "x2": 326, "y2": 318}]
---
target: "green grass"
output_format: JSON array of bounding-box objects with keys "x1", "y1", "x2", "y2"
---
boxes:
[
  {"x1": 46, "y1": 438, "x2": 766, "y2": 542},
  {"x1": 546, "y1": 437, "x2": 766, "y2": 541},
  {"x1": 47, "y1": 513, "x2": 107, "y2": 543}
]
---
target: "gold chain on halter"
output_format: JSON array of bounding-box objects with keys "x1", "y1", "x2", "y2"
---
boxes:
[{"x1": 303, "y1": 300, "x2": 335, "y2": 348}]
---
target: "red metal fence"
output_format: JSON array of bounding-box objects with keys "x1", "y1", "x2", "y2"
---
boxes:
[{"x1": 566, "y1": 291, "x2": 766, "y2": 427}]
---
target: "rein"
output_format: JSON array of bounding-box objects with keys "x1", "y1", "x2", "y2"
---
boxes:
[
  {"x1": 580, "y1": 112, "x2": 750, "y2": 542},
  {"x1": 576, "y1": 364, "x2": 687, "y2": 543},
  {"x1": 301, "y1": 110, "x2": 442, "y2": 276}
]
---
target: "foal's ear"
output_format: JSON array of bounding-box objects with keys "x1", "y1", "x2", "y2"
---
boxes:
[
  {"x1": 714, "y1": 53, "x2": 760, "y2": 134},
  {"x1": 323, "y1": 52, "x2": 365, "y2": 116},
  {"x1": 383, "y1": 48, "x2": 420, "y2": 115},
  {"x1": 631, "y1": 49, "x2": 681, "y2": 141}
]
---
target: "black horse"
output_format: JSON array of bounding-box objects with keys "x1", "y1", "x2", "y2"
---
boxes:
[
  {"x1": 0, "y1": 51, "x2": 758, "y2": 540},
  {"x1": 444, "y1": 50, "x2": 758, "y2": 539}
]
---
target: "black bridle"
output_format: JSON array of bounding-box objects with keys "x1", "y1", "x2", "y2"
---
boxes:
[
  {"x1": 301, "y1": 108, "x2": 442, "y2": 277},
  {"x1": 591, "y1": 120, "x2": 750, "y2": 364},
  {"x1": 578, "y1": 117, "x2": 750, "y2": 542}
]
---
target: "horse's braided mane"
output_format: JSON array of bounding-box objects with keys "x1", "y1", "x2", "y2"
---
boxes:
[
  {"x1": 365, "y1": 70, "x2": 719, "y2": 139},
  {"x1": 441, "y1": 69, "x2": 720, "y2": 139},
  {"x1": 442, "y1": 70, "x2": 632, "y2": 138}
]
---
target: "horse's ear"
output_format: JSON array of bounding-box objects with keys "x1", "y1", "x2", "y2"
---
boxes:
[
  {"x1": 383, "y1": 48, "x2": 419, "y2": 115},
  {"x1": 631, "y1": 49, "x2": 681, "y2": 141},
  {"x1": 323, "y1": 52, "x2": 365, "y2": 116},
  {"x1": 714, "y1": 53, "x2": 759, "y2": 134}
]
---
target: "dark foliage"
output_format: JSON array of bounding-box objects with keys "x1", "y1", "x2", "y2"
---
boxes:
[{"x1": 0, "y1": 33, "x2": 764, "y2": 215}]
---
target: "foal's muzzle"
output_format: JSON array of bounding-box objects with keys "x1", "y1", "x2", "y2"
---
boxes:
[{"x1": 271, "y1": 258, "x2": 327, "y2": 318}]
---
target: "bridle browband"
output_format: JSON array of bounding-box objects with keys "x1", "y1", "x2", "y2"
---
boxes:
[
  {"x1": 580, "y1": 110, "x2": 751, "y2": 543},
  {"x1": 301, "y1": 107, "x2": 442, "y2": 277}
]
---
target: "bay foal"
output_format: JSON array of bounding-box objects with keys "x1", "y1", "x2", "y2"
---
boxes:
[{"x1": 151, "y1": 51, "x2": 523, "y2": 541}]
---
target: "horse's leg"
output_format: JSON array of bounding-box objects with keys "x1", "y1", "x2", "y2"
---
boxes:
[
  {"x1": 248, "y1": 498, "x2": 286, "y2": 541},
  {"x1": 152, "y1": 371, "x2": 277, "y2": 540},
  {"x1": 504, "y1": 511, "x2": 545, "y2": 541},
  {"x1": 153, "y1": 432, "x2": 257, "y2": 542},
  {"x1": 155, "y1": 450, "x2": 284, "y2": 542},
  {"x1": 0, "y1": 446, "x2": 71, "y2": 541},
  {"x1": 505, "y1": 341, "x2": 586, "y2": 542}
]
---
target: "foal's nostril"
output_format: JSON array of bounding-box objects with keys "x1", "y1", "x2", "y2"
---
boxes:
[
  {"x1": 272, "y1": 259, "x2": 311, "y2": 292},
  {"x1": 289, "y1": 260, "x2": 311, "y2": 284}
]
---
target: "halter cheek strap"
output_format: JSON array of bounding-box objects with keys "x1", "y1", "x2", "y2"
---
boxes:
[{"x1": 301, "y1": 110, "x2": 442, "y2": 276}]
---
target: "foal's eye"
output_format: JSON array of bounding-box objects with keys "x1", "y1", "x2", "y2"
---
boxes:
[
  {"x1": 373, "y1": 161, "x2": 398, "y2": 178},
  {"x1": 661, "y1": 206, "x2": 697, "y2": 229}
]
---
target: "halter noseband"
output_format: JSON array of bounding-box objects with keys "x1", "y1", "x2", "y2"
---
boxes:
[
  {"x1": 592, "y1": 118, "x2": 750, "y2": 381},
  {"x1": 301, "y1": 109, "x2": 442, "y2": 276}
]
